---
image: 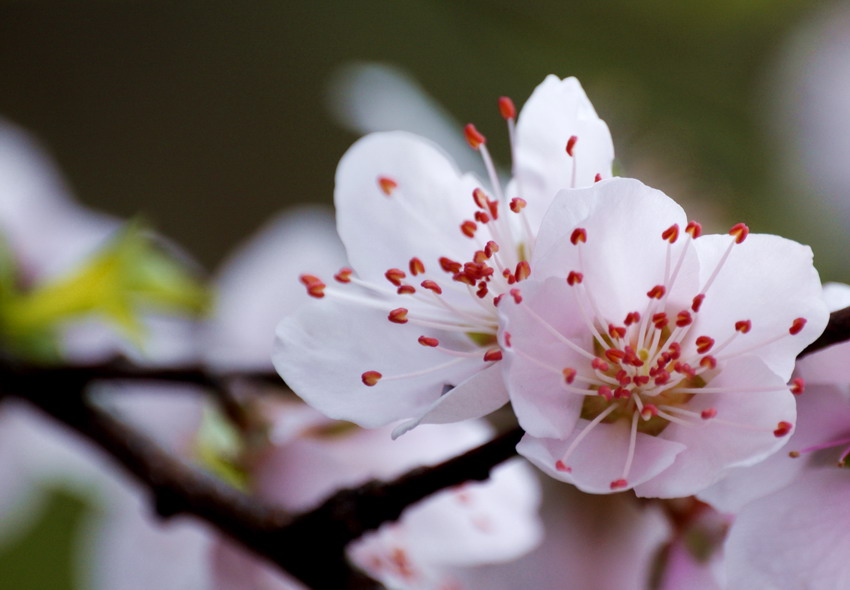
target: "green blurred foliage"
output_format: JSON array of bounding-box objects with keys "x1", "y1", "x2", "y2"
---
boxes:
[{"x1": 0, "y1": 221, "x2": 209, "y2": 360}]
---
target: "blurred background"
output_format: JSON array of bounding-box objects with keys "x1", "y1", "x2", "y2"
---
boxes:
[{"x1": 1, "y1": 1, "x2": 848, "y2": 587}]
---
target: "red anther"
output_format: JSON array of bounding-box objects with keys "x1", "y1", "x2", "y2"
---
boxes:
[
  {"x1": 647, "y1": 285, "x2": 666, "y2": 300},
  {"x1": 616, "y1": 370, "x2": 631, "y2": 386},
  {"x1": 498, "y1": 96, "x2": 516, "y2": 120},
  {"x1": 649, "y1": 366, "x2": 659, "y2": 378},
  {"x1": 685, "y1": 221, "x2": 702, "y2": 238},
  {"x1": 509, "y1": 197, "x2": 527, "y2": 213},
  {"x1": 397, "y1": 285, "x2": 416, "y2": 295},
  {"x1": 377, "y1": 176, "x2": 398, "y2": 196},
  {"x1": 701, "y1": 408, "x2": 717, "y2": 420},
  {"x1": 420, "y1": 280, "x2": 442, "y2": 294},
  {"x1": 598, "y1": 386, "x2": 613, "y2": 401},
  {"x1": 676, "y1": 310, "x2": 692, "y2": 327},
  {"x1": 567, "y1": 271, "x2": 584, "y2": 286},
  {"x1": 674, "y1": 362, "x2": 695, "y2": 378},
  {"x1": 476, "y1": 284, "x2": 489, "y2": 298},
  {"x1": 503, "y1": 331, "x2": 512, "y2": 347},
  {"x1": 493, "y1": 294, "x2": 504, "y2": 306},
  {"x1": 774, "y1": 421, "x2": 793, "y2": 437},
  {"x1": 461, "y1": 220, "x2": 478, "y2": 238},
  {"x1": 487, "y1": 199, "x2": 499, "y2": 220},
  {"x1": 624, "y1": 312, "x2": 641, "y2": 326},
  {"x1": 474, "y1": 210, "x2": 491, "y2": 224},
  {"x1": 610, "y1": 479, "x2": 628, "y2": 490},
  {"x1": 510, "y1": 288, "x2": 523, "y2": 304},
  {"x1": 361, "y1": 371, "x2": 382, "y2": 386},
  {"x1": 555, "y1": 460, "x2": 572, "y2": 473},
  {"x1": 652, "y1": 312, "x2": 669, "y2": 329},
  {"x1": 641, "y1": 405, "x2": 659, "y2": 420},
  {"x1": 605, "y1": 348, "x2": 626, "y2": 363},
  {"x1": 594, "y1": 173, "x2": 602, "y2": 183},
  {"x1": 472, "y1": 188, "x2": 489, "y2": 209},
  {"x1": 592, "y1": 358, "x2": 610, "y2": 372},
  {"x1": 566, "y1": 135, "x2": 578, "y2": 157},
  {"x1": 388, "y1": 308, "x2": 409, "y2": 324},
  {"x1": 615, "y1": 387, "x2": 631, "y2": 399},
  {"x1": 570, "y1": 228, "x2": 587, "y2": 245},
  {"x1": 300, "y1": 274, "x2": 326, "y2": 298},
  {"x1": 735, "y1": 320, "x2": 752, "y2": 334},
  {"x1": 609, "y1": 325, "x2": 627, "y2": 339},
  {"x1": 699, "y1": 355, "x2": 717, "y2": 370},
  {"x1": 515, "y1": 261, "x2": 531, "y2": 281},
  {"x1": 473, "y1": 250, "x2": 488, "y2": 263},
  {"x1": 418, "y1": 336, "x2": 439, "y2": 347},
  {"x1": 334, "y1": 267, "x2": 353, "y2": 283},
  {"x1": 439, "y1": 257, "x2": 462, "y2": 273},
  {"x1": 464, "y1": 123, "x2": 486, "y2": 149},
  {"x1": 790, "y1": 378, "x2": 805, "y2": 395},
  {"x1": 695, "y1": 336, "x2": 715, "y2": 354},
  {"x1": 409, "y1": 257, "x2": 425, "y2": 276},
  {"x1": 484, "y1": 348, "x2": 503, "y2": 362},
  {"x1": 484, "y1": 240, "x2": 499, "y2": 257},
  {"x1": 654, "y1": 371, "x2": 670, "y2": 386},
  {"x1": 385, "y1": 268, "x2": 406, "y2": 286},
  {"x1": 668, "y1": 341, "x2": 681, "y2": 355},
  {"x1": 662, "y1": 224, "x2": 680, "y2": 243},
  {"x1": 691, "y1": 294, "x2": 706, "y2": 312},
  {"x1": 562, "y1": 367, "x2": 577, "y2": 384},
  {"x1": 633, "y1": 375, "x2": 650, "y2": 386},
  {"x1": 789, "y1": 317, "x2": 807, "y2": 335},
  {"x1": 729, "y1": 222, "x2": 749, "y2": 244},
  {"x1": 504, "y1": 269, "x2": 516, "y2": 285}
]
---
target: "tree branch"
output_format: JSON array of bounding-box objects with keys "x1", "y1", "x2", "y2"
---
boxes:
[
  {"x1": 0, "y1": 356, "x2": 521, "y2": 590},
  {"x1": 799, "y1": 305, "x2": 850, "y2": 358}
]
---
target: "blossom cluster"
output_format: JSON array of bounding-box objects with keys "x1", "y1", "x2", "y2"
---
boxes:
[
  {"x1": 2, "y1": 69, "x2": 850, "y2": 590},
  {"x1": 273, "y1": 73, "x2": 850, "y2": 588}
]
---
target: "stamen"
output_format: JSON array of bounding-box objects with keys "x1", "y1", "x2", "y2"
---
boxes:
[
  {"x1": 464, "y1": 124, "x2": 486, "y2": 149},
  {"x1": 789, "y1": 318, "x2": 807, "y2": 335},
  {"x1": 409, "y1": 257, "x2": 425, "y2": 276},
  {"x1": 388, "y1": 308, "x2": 409, "y2": 324},
  {"x1": 566, "y1": 135, "x2": 578, "y2": 157},
  {"x1": 385, "y1": 268, "x2": 406, "y2": 286},
  {"x1": 418, "y1": 336, "x2": 439, "y2": 347},
  {"x1": 483, "y1": 348, "x2": 503, "y2": 362},
  {"x1": 377, "y1": 176, "x2": 398, "y2": 196},
  {"x1": 361, "y1": 371, "x2": 382, "y2": 386},
  {"x1": 790, "y1": 378, "x2": 805, "y2": 395},
  {"x1": 498, "y1": 96, "x2": 516, "y2": 120},
  {"x1": 729, "y1": 223, "x2": 749, "y2": 244},
  {"x1": 570, "y1": 228, "x2": 587, "y2": 245},
  {"x1": 334, "y1": 267, "x2": 353, "y2": 283},
  {"x1": 300, "y1": 274, "x2": 326, "y2": 298}
]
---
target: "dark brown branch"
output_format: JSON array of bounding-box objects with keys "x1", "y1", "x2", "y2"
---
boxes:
[
  {"x1": 0, "y1": 356, "x2": 521, "y2": 590},
  {"x1": 799, "y1": 305, "x2": 850, "y2": 358}
]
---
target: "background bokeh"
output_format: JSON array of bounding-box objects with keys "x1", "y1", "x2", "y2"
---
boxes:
[{"x1": 1, "y1": 1, "x2": 847, "y2": 587}]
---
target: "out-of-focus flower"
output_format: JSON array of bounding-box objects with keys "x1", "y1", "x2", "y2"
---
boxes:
[
  {"x1": 275, "y1": 75, "x2": 614, "y2": 437},
  {"x1": 220, "y1": 403, "x2": 542, "y2": 590},
  {"x1": 700, "y1": 284, "x2": 850, "y2": 589},
  {"x1": 498, "y1": 177, "x2": 827, "y2": 496},
  {"x1": 451, "y1": 479, "x2": 670, "y2": 590},
  {"x1": 0, "y1": 120, "x2": 205, "y2": 552}
]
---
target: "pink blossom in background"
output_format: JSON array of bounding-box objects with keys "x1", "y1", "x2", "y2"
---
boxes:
[{"x1": 499, "y1": 177, "x2": 827, "y2": 496}]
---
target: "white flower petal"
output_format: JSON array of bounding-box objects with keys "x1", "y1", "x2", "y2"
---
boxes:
[
  {"x1": 511, "y1": 75, "x2": 614, "y2": 228},
  {"x1": 274, "y1": 299, "x2": 484, "y2": 428},
  {"x1": 335, "y1": 131, "x2": 482, "y2": 283}
]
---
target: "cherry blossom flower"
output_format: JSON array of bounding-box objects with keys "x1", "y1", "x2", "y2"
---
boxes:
[
  {"x1": 498, "y1": 177, "x2": 828, "y2": 497},
  {"x1": 274, "y1": 75, "x2": 614, "y2": 436}
]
